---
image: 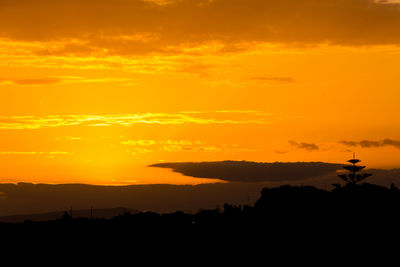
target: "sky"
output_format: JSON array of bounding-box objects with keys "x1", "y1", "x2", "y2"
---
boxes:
[{"x1": 1, "y1": 0, "x2": 400, "y2": 185}]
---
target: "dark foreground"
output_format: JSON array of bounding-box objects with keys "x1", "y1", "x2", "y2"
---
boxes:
[
  {"x1": 2, "y1": 183, "x2": 400, "y2": 235},
  {"x1": 2, "y1": 183, "x2": 400, "y2": 260}
]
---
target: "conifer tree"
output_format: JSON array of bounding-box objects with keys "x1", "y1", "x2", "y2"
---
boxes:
[{"x1": 338, "y1": 153, "x2": 372, "y2": 184}]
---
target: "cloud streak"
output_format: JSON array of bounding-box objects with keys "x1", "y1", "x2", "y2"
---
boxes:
[
  {"x1": 0, "y1": 151, "x2": 71, "y2": 156},
  {"x1": 251, "y1": 76, "x2": 295, "y2": 83},
  {"x1": 0, "y1": 111, "x2": 271, "y2": 130},
  {"x1": 1, "y1": 78, "x2": 60, "y2": 85},
  {"x1": 289, "y1": 141, "x2": 319, "y2": 151},
  {"x1": 340, "y1": 139, "x2": 400, "y2": 149},
  {"x1": 121, "y1": 139, "x2": 257, "y2": 154},
  {"x1": 0, "y1": 76, "x2": 132, "y2": 86}
]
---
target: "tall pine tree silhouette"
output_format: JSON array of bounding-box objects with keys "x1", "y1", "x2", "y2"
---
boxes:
[{"x1": 338, "y1": 153, "x2": 372, "y2": 185}]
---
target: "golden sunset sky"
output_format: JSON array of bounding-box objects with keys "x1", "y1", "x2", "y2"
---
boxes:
[{"x1": 1, "y1": 0, "x2": 400, "y2": 185}]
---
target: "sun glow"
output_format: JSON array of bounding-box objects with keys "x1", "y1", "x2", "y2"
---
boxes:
[{"x1": 0, "y1": 0, "x2": 400, "y2": 185}]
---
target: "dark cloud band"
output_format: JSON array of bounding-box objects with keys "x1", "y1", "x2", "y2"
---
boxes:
[
  {"x1": 150, "y1": 161, "x2": 342, "y2": 182},
  {"x1": 340, "y1": 139, "x2": 400, "y2": 149},
  {"x1": 1, "y1": 0, "x2": 400, "y2": 56}
]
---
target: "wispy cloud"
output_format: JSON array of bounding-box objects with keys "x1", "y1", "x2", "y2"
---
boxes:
[
  {"x1": 340, "y1": 139, "x2": 400, "y2": 149},
  {"x1": 0, "y1": 78, "x2": 60, "y2": 86},
  {"x1": 375, "y1": 0, "x2": 400, "y2": 4},
  {"x1": 0, "y1": 151, "x2": 71, "y2": 156},
  {"x1": 250, "y1": 76, "x2": 295, "y2": 83},
  {"x1": 289, "y1": 141, "x2": 319, "y2": 151},
  {"x1": 215, "y1": 110, "x2": 272, "y2": 115},
  {"x1": 121, "y1": 139, "x2": 258, "y2": 154},
  {"x1": 121, "y1": 140, "x2": 158, "y2": 146},
  {"x1": 0, "y1": 76, "x2": 131, "y2": 86},
  {"x1": 126, "y1": 148, "x2": 154, "y2": 155},
  {"x1": 0, "y1": 112, "x2": 271, "y2": 130},
  {"x1": 55, "y1": 136, "x2": 84, "y2": 141},
  {"x1": 124, "y1": 140, "x2": 224, "y2": 155}
]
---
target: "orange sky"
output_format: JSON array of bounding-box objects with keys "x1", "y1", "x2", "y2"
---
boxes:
[{"x1": 0, "y1": 0, "x2": 400, "y2": 185}]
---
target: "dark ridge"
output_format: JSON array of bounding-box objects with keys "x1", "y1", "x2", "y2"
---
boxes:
[{"x1": 0, "y1": 207, "x2": 138, "y2": 223}]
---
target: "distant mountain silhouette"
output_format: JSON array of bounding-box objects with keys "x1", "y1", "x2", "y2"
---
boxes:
[{"x1": 0, "y1": 207, "x2": 138, "y2": 223}]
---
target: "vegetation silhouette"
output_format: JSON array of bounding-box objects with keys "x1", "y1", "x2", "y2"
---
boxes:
[
  {"x1": 2, "y1": 185, "x2": 399, "y2": 230},
  {"x1": 2, "y1": 157, "x2": 400, "y2": 247},
  {"x1": 337, "y1": 153, "x2": 372, "y2": 185}
]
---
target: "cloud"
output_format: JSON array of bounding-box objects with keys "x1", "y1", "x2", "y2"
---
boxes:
[
  {"x1": 55, "y1": 136, "x2": 83, "y2": 141},
  {"x1": 122, "y1": 140, "x2": 158, "y2": 146},
  {"x1": 0, "y1": 151, "x2": 71, "y2": 156},
  {"x1": 376, "y1": 0, "x2": 400, "y2": 4},
  {"x1": 150, "y1": 161, "x2": 342, "y2": 182},
  {"x1": 251, "y1": 76, "x2": 295, "y2": 83},
  {"x1": 127, "y1": 148, "x2": 154, "y2": 155},
  {"x1": 1, "y1": 0, "x2": 400, "y2": 56},
  {"x1": 121, "y1": 139, "x2": 248, "y2": 153},
  {"x1": 178, "y1": 63, "x2": 213, "y2": 76},
  {"x1": 0, "y1": 76, "x2": 131, "y2": 86},
  {"x1": 0, "y1": 78, "x2": 61, "y2": 86},
  {"x1": 289, "y1": 141, "x2": 319, "y2": 151},
  {"x1": 340, "y1": 139, "x2": 400, "y2": 149},
  {"x1": 0, "y1": 111, "x2": 271, "y2": 130}
]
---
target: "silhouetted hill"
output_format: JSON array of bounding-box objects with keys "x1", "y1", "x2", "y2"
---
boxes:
[{"x1": 0, "y1": 207, "x2": 138, "y2": 223}]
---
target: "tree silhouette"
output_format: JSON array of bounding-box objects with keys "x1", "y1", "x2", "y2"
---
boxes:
[{"x1": 338, "y1": 153, "x2": 372, "y2": 184}]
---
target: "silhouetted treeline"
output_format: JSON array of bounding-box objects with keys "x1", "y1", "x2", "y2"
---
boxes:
[
  {"x1": 3, "y1": 182, "x2": 400, "y2": 258},
  {"x1": 2, "y1": 182, "x2": 400, "y2": 235}
]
